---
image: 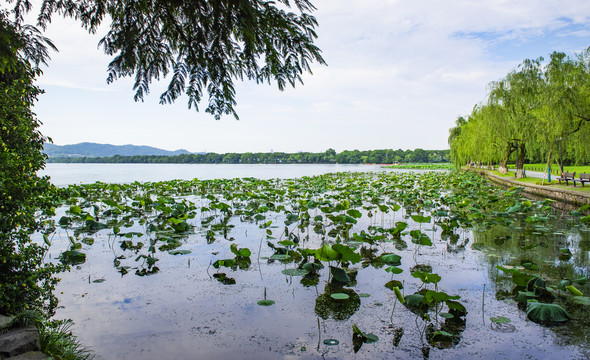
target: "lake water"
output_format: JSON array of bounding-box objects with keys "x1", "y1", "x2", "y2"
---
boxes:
[
  {"x1": 40, "y1": 163, "x2": 393, "y2": 186},
  {"x1": 39, "y1": 166, "x2": 590, "y2": 360}
]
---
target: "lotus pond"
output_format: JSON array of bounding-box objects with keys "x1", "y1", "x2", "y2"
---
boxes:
[{"x1": 38, "y1": 171, "x2": 590, "y2": 359}]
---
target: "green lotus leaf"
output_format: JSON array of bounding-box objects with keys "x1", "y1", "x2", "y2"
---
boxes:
[
  {"x1": 330, "y1": 293, "x2": 350, "y2": 300},
  {"x1": 330, "y1": 266, "x2": 351, "y2": 283},
  {"x1": 490, "y1": 316, "x2": 511, "y2": 324},
  {"x1": 282, "y1": 268, "x2": 309, "y2": 276},
  {"x1": 381, "y1": 253, "x2": 402, "y2": 266},
  {"x1": 257, "y1": 300, "x2": 275, "y2": 306},
  {"x1": 526, "y1": 302, "x2": 572, "y2": 324}
]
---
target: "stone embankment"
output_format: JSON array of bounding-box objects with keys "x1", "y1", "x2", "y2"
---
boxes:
[
  {"x1": 0, "y1": 315, "x2": 49, "y2": 360},
  {"x1": 469, "y1": 168, "x2": 590, "y2": 210}
]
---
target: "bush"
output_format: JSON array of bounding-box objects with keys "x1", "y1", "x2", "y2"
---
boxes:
[{"x1": 0, "y1": 11, "x2": 63, "y2": 316}]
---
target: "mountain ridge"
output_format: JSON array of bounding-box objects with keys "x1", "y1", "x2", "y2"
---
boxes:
[{"x1": 43, "y1": 142, "x2": 193, "y2": 158}]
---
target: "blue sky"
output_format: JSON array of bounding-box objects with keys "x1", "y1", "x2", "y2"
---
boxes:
[{"x1": 18, "y1": 0, "x2": 590, "y2": 153}]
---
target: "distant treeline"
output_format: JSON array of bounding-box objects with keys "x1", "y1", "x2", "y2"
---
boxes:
[{"x1": 47, "y1": 148, "x2": 450, "y2": 164}]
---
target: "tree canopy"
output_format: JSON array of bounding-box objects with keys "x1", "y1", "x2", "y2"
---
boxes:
[
  {"x1": 10, "y1": 0, "x2": 326, "y2": 119},
  {"x1": 449, "y1": 47, "x2": 590, "y2": 176},
  {"x1": 46, "y1": 148, "x2": 451, "y2": 164}
]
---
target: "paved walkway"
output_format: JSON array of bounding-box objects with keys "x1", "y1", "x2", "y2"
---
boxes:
[
  {"x1": 468, "y1": 168, "x2": 590, "y2": 208},
  {"x1": 507, "y1": 168, "x2": 546, "y2": 179}
]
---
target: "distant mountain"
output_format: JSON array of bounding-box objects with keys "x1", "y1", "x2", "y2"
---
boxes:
[{"x1": 43, "y1": 142, "x2": 193, "y2": 158}]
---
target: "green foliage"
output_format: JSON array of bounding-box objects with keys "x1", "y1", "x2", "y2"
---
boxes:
[
  {"x1": 39, "y1": 319, "x2": 95, "y2": 360},
  {"x1": 47, "y1": 148, "x2": 452, "y2": 164},
  {"x1": 450, "y1": 47, "x2": 590, "y2": 169},
  {"x1": 526, "y1": 302, "x2": 572, "y2": 324},
  {"x1": 0, "y1": 11, "x2": 63, "y2": 316},
  {"x1": 31, "y1": 0, "x2": 326, "y2": 119}
]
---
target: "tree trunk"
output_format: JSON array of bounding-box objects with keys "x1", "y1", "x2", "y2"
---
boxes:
[
  {"x1": 557, "y1": 140, "x2": 564, "y2": 175},
  {"x1": 498, "y1": 143, "x2": 514, "y2": 174},
  {"x1": 515, "y1": 143, "x2": 526, "y2": 179}
]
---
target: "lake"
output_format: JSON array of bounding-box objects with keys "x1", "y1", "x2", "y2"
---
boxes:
[
  {"x1": 39, "y1": 167, "x2": 590, "y2": 360},
  {"x1": 40, "y1": 163, "x2": 393, "y2": 186}
]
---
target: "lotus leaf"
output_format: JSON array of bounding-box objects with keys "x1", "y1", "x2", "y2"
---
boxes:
[{"x1": 526, "y1": 302, "x2": 572, "y2": 324}]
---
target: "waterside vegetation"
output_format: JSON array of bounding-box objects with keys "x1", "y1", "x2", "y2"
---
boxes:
[
  {"x1": 38, "y1": 170, "x2": 590, "y2": 357},
  {"x1": 47, "y1": 148, "x2": 450, "y2": 165},
  {"x1": 449, "y1": 48, "x2": 590, "y2": 178}
]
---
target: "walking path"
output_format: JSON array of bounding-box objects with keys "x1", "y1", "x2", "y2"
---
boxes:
[{"x1": 467, "y1": 168, "x2": 590, "y2": 209}]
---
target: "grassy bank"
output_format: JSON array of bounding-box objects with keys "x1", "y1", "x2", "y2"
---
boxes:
[
  {"x1": 507, "y1": 163, "x2": 590, "y2": 175},
  {"x1": 381, "y1": 163, "x2": 454, "y2": 170},
  {"x1": 491, "y1": 170, "x2": 590, "y2": 193}
]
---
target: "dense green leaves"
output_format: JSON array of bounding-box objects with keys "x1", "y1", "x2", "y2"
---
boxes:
[
  {"x1": 449, "y1": 47, "x2": 590, "y2": 171},
  {"x1": 0, "y1": 11, "x2": 63, "y2": 316},
  {"x1": 47, "y1": 148, "x2": 451, "y2": 165},
  {"x1": 30, "y1": 0, "x2": 327, "y2": 119},
  {"x1": 526, "y1": 302, "x2": 572, "y2": 324}
]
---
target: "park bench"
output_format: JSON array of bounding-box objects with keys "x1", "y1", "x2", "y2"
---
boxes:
[
  {"x1": 573, "y1": 173, "x2": 590, "y2": 187},
  {"x1": 513, "y1": 169, "x2": 526, "y2": 178},
  {"x1": 558, "y1": 171, "x2": 575, "y2": 186}
]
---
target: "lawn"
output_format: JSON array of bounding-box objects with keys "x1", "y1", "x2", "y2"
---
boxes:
[
  {"x1": 507, "y1": 163, "x2": 590, "y2": 175},
  {"x1": 491, "y1": 170, "x2": 590, "y2": 193}
]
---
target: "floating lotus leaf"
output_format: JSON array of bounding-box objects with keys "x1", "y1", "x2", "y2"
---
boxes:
[
  {"x1": 526, "y1": 302, "x2": 572, "y2": 324},
  {"x1": 330, "y1": 293, "x2": 350, "y2": 300},
  {"x1": 168, "y1": 249, "x2": 191, "y2": 255},
  {"x1": 490, "y1": 316, "x2": 511, "y2": 324},
  {"x1": 315, "y1": 288, "x2": 360, "y2": 320},
  {"x1": 60, "y1": 250, "x2": 86, "y2": 265},
  {"x1": 282, "y1": 268, "x2": 309, "y2": 276},
  {"x1": 257, "y1": 300, "x2": 275, "y2": 306}
]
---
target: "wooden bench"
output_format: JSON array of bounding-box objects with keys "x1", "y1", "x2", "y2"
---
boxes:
[
  {"x1": 514, "y1": 169, "x2": 526, "y2": 178},
  {"x1": 558, "y1": 171, "x2": 575, "y2": 186},
  {"x1": 573, "y1": 173, "x2": 590, "y2": 187}
]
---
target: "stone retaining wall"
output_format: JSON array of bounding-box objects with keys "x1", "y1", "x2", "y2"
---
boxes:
[{"x1": 469, "y1": 169, "x2": 590, "y2": 210}]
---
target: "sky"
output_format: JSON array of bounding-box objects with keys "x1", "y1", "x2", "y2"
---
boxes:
[{"x1": 16, "y1": 0, "x2": 590, "y2": 153}]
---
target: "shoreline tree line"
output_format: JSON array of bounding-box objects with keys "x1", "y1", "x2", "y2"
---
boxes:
[
  {"x1": 449, "y1": 48, "x2": 590, "y2": 178},
  {"x1": 46, "y1": 148, "x2": 450, "y2": 164}
]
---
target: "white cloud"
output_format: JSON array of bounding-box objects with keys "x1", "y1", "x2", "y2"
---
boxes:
[{"x1": 14, "y1": 0, "x2": 589, "y2": 152}]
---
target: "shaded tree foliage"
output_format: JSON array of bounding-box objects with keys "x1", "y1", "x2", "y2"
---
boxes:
[
  {"x1": 0, "y1": 10, "x2": 62, "y2": 315},
  {"x1": 17, "y1": 0, "x2": 326, "y2": 118}
]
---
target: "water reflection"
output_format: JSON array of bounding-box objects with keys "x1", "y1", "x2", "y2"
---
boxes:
[
  {"x1": 315, "y1": 286, "x2": 360, "y2": 320},
  {"x1": 472, "y1": 220, "x2": 590, "y2": 354}
]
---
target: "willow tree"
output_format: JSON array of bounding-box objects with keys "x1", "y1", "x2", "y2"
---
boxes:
[
  {"x1": 448, "y1": 116, "x2": 466, "y2": 166},
  {"x1": 568, "y1": 48, "x2": 590, "y2": 164},
  {"x1": 529, "y1": 49, "x2": 590, "y2": 174},
  {"x1": 13, "y1": 0, "x2": 326, "y2": 119},
  {"x1": 487, "y1": 58, "x2": 543, "y2": 178}
]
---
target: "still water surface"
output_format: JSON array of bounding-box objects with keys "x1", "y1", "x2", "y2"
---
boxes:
[
  {"x1": 40, "y1": 166, "x2": 590, "y2": 360},
  {"x1": 40, "y1": 163, "x2": 389, "y2": 186}
]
